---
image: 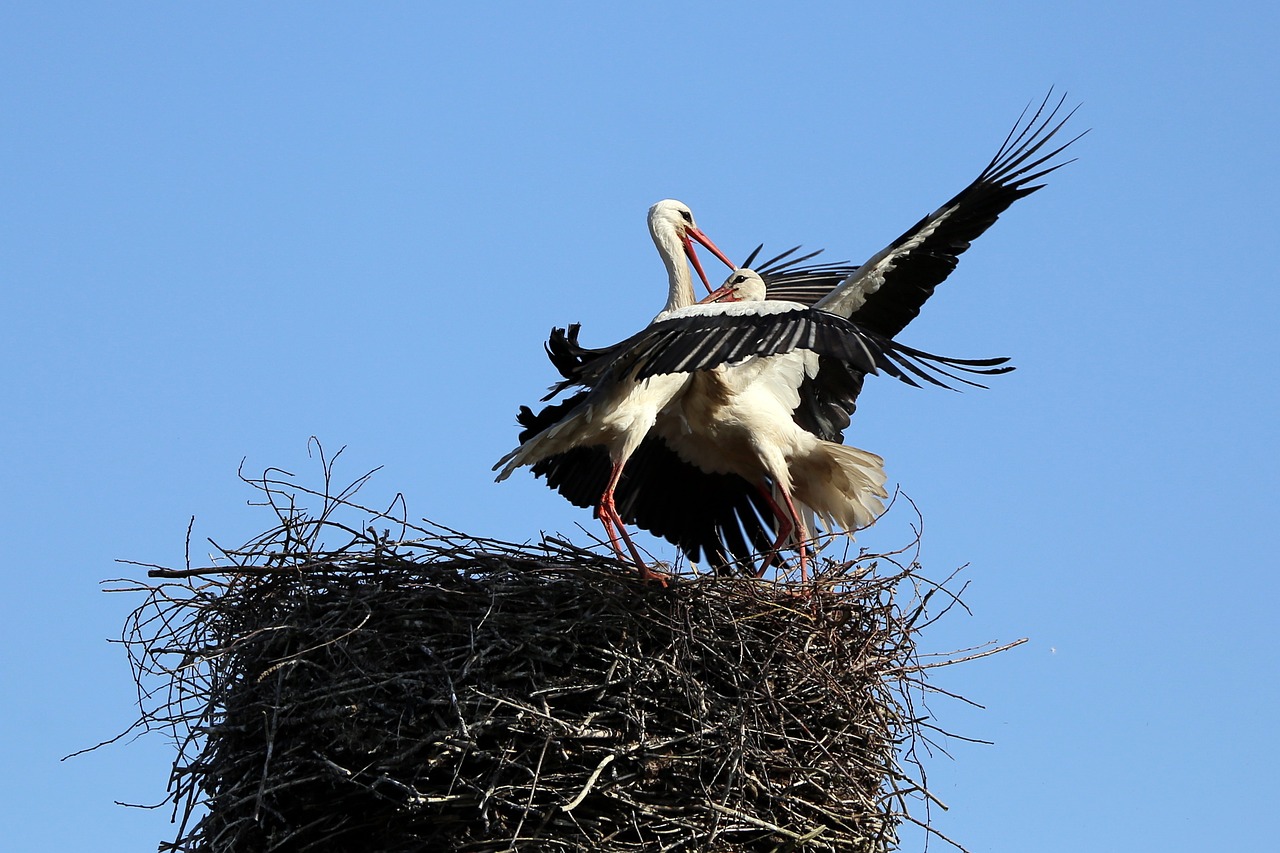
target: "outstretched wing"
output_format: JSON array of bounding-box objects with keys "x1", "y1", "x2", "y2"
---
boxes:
[
  {"x1": 581, "y1": 303, "x2": 1012, "y2": 393},
  {"x1": 513, "y1": 93, "x2": 1079, "y2": 572},
  {"x1": 515, "y1": 304, "x2": 1012, "y2": 573},
  {"x1": 815, "y1": 91, "x2": 1084, "y2": 334},
  {"x1": 540, "y1": 246, "x2": 863, "y2": 394}
]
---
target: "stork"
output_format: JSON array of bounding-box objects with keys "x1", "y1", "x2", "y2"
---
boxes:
[
  {"x1": 493, "y1": 200, "x2": 733, "y2": 580},
  {"x1": 518, "y1": 93, "x2": 1082, "y2": 575},
  {"x1": 658, "y1": 269, "x2": 889, "y2": 581},
  {"x1": 542, "y1": 268, "x2": 1010, "y2": 581}
]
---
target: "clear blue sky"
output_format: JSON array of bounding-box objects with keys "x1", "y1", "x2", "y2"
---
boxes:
[{"x1": 3, "y1": 4, "x2": 1277, "y2": 851}]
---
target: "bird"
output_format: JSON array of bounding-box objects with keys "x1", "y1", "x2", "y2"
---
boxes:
[
  {"x1": 654, "y1": 269, "x2": 890, "y2": 581},
  {"x1": 514, "y1": 93, "x2": 1082, "y2": 576},
  {"x1": 552, "y1": 267, "x2": 1010, "y2": 581},
  {"x1": 493, "y1": 199, "x2": 734, "y2": 580}
]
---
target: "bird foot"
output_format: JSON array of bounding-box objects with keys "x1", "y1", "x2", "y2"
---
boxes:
[{"x1": 637, "y1": 563, "x2": 671, "y2": 587}]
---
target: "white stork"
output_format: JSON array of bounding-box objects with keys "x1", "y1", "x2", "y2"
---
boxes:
[
  {"x1": 541, "y1": 267, "x2": 1010, "y2": 581},
  {"x1": 516, "y1": 94, "x2": 1082, "y2": 576},
  {"x1": 657, "y1": 269, "x2": 889, "y2": 581},
  {"x1": 493, "y1": 200, "x2": 733, "y2": 580}
]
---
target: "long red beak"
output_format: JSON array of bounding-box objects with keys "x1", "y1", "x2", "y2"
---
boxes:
[
  {"x1": 684, "y1": 227, "x2": 736, "y2": 295},
  {"x1": 698, "y1": 281, "x2": 740, "y2": 304}
]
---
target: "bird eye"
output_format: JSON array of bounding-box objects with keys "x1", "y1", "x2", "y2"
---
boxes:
[
  {"x1": 732, "y1": 274, "x2": 746, "y2": 284},
  {"x1": 680, "y1": 210, "x2": 693, "y2": 223}
]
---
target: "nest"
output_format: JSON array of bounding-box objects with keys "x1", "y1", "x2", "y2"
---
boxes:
[{"x1": 113, "y1": 448, "x2": 1019, "y2": 852}]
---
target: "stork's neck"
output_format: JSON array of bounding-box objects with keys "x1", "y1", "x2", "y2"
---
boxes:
[{"x1": 650, "y1": 221, "x2": 696, "y2": 313}]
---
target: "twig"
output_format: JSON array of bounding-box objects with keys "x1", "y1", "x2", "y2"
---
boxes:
[{"x1": 562, "y1": 754, "x2": 616, "y2": 813}]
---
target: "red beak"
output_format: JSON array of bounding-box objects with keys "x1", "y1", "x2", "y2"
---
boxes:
[
  {"x1": 698, "y1": 282, "x2": 739, "y2": 304},
  {"x1": 683, "y1": 227, "x2": 736, "y2": 295}
]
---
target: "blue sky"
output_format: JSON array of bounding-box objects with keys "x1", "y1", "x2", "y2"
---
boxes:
[{"x1": 3, "y1": 4, "x2": 1277, "y2": 851}]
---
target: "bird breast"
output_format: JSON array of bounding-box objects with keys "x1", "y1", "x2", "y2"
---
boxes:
[{"x1": 654, "y1": 351, "x2": 818, "y2": 481}]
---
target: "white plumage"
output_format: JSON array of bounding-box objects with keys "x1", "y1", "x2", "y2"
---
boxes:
[
  {"x1": 503, "y1": 95, "x2": 1081, "y2": 578},
  {"x1": 494, "y1": 200, "x2": 733, "y2": 579},
  {"x1": 654, "y1": 270, "x2": 889, "y2": 580}
]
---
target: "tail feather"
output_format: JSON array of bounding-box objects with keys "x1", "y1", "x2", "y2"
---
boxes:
[{"x1": 791, "y1": 443, "x2": 888, "y2": 535}]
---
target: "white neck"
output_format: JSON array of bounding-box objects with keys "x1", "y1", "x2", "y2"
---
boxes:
[{"x1": 649, "y1": 217, "x2": 696, "y2": 314}]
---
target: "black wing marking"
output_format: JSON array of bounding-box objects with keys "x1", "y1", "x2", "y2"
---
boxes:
[
  {"x1": 540, "y1": 243, "x2": 863, "y2": 394},
  {"x1": 746, "y1": 244, "x2": 861, "y2": 306},
  {"x1": 516, "y1": 402, "x2": 777, "y2": 574},
  {"x1": 514, "y1": 94, "x2": 1077, "y2": 570},
  {"x1": 815, "y1": 91, "x2": 1084, "y2": 335},
  {"x1": 585, "y1": 306, "x2": 1011, "y2": 394},
  {"x1": 514, "y1": 307, "x2": 1013, "y2": 573},
  {"x1": 791, "y1": 357, "x2": 866, "y2": 442}
]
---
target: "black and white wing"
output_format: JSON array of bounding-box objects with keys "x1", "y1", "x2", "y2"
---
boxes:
[
  {"x1": 518, "y1": 304, "x2": 1011, "y2": 574},
  {"x1": 540, "y1": 247, "x2": 861, "y2": 392},
  {"x1": 577, "y1": 302, "x2": 1012, "y2": 393},
  {"x1": 815, "y1": 92, "x2": 1083, "y2": 333},
  {"x1": 513, "y1": 93, "x2": 1080, "y2": 572}
]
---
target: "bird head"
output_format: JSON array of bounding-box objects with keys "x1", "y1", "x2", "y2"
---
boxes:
[
  {"x1": 648, "y1": 199, "x2": 735, "y2": 295},
  {"x1": 700, "y1": 269, "x2": 768, "y2": 304}
]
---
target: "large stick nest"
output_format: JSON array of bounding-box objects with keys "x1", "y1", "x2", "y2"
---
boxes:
[{"x1": 112, "y1": 447, "x2": 1019, "y2": 852}]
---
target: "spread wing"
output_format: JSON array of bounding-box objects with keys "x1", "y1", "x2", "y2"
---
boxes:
[
  {"x1": 510, "y1": 92, "x2": 1080, "y2": 572},
  {"x1": 815, "y1": 91, "x2": 1084, "y2": 333},
  {"x1": 574, "y1": 304, "x2": 1012, "y2": 392}
]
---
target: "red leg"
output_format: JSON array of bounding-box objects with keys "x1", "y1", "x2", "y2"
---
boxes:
[
  {"x1": 747, "y1": 481, "x2": 798, "y2": 573},
  {"x1": 599, "y1": 461, "x2": 668, "y2": 585},
  {"x1": 598, "y1": 507, "x2": 629, "y2": 563},
  {"x1": 773, "y1": 486, "x2": 811, "y2": 584}
]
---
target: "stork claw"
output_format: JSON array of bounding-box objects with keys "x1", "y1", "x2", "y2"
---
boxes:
[{"x1": 637, "y1": 563, "x2": 670, "y2": 587}]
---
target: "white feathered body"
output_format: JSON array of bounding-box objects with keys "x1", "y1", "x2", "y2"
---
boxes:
[
  {"x1": 494, "y1": 371, "x2": 691, "y2": 481},
  {"x1": 655, "y1": 342, "x2": 887, "y2": 537}
]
